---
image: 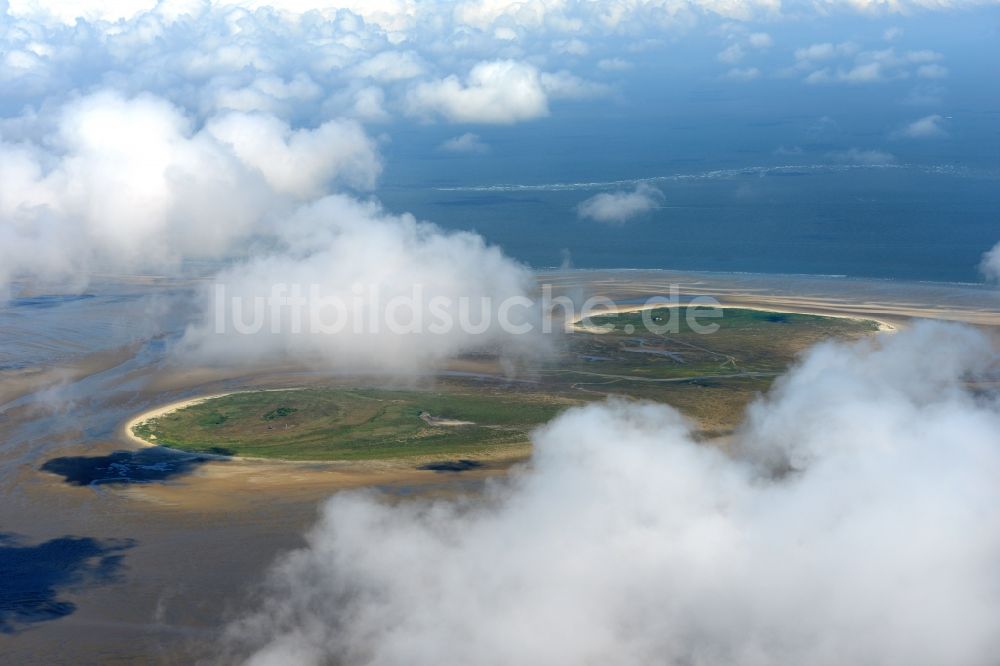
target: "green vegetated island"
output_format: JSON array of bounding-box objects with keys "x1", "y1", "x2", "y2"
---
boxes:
[
  {"x1": 132, "y1": 388, "x2": 567, "y2": 461},
  {"x1": 131, "y1": 308, "x2": 881, "y2": 461}
]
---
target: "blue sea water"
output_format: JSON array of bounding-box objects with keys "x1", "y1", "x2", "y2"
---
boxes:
[
  {"x1": 378, "y1": 164, "x2": 1000, "y2": 284},
  {"x1": 375, "y1": 10, "x2": 1000, "y2": 284}
]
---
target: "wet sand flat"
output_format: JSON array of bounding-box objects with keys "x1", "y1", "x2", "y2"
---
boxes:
[{"x1": 1, "y1": 271, "x2": 998, "y2": 663}]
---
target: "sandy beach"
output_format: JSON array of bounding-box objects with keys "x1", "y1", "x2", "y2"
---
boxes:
[
  {"x1": 123, "y1": 393, "x2": 233, "y2": 447},
  {"x1": 544, "y1": 270, "x2": 1000, "y2": 330},
  {"x1": 570, "y1": 302, "x2": 898, "y2": 333}
]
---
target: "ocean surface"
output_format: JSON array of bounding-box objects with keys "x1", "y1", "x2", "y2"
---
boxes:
[
  {"x1": 375, "y1": 14, "x2": 1000, "y2": 286},
  {"x1": 379, "y1": 163, "x2": 1000, "y2": 284}
]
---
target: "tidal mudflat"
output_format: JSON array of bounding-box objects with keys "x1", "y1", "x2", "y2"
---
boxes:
[{"x1": 2, "y1": 271, "x2": 998, "y2": 662}]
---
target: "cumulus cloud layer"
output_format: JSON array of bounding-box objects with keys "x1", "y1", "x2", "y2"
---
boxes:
[
  {"x1": 898, "y1": 113, "x2": 947, "y2": 139},
  {"x1": 791, "y1": 40, "x2": 947, "y2": 85},
  {"x1": 2, "y1": 0, "x2": 981, "y2": 127},
  {"x1": 2, "y1": 1, "x2": 604, "y2": 366},
  {"x1": 0, "y1": 88, "x2": 547, "y2": 370},
  {"x1": 407, "y1": 60, "x2": 552, "y2": 124},
  {"x1": 0, "y1": 2, "x2": 611, "y2": 126},
  {"x1": 577, "y1": 183, "x2": 663, "y2": 224},
  {"x1": 439, "y1": 132, "x2": 489, "y2": 154},
  {"x1": 178, "y1": 195, "x2": 548, "y2": 372},
  {"x1": 222, "y1": 322, "x2": 1000, "y2": 665},
  {"x1": 0, "y1": 91, "x2": 378, "y2": 289},
  {"x1": 981, "y1": 242, "x2": 1000, "y2": 282},
  {"x1": 8, "y1": 0, "x2": 991, "y2": 31}
]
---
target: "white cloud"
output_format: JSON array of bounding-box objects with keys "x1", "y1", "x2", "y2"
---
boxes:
[
  {"x1": 7, "y1": 0, "x2": 158, "y2": 24},
  {"x1": 406, "y1": 60, "x2": 550, "y2": 124},
  {"x1": 794, "y1": 41, "x2": 859, "y2": 62},
  {"x1": 204, "y1": 74, "x2": 322, "y2": 116},
  {"x1": 205, "y1": 112, "x2": 381, "y2": 197},
  {"x1": 809, "y1": 0, "x2": 997, "y2": 11},
  {"x1": 0, "y1": 88, "x2": 543, "y2": 379},
  {"x1": 221, "y1": 322, "x2": 1000, "y2": 666},
  {"x1": 796, "y1": 43, "x2": 835, "y2": 61},
  {"x1": 178, "y1": 195, "x2": 547, "y2": 372},
  {"x1": 346, "y1": 86, "x2": 392, "y2": 122},
  {"x1": 0, "y1": 2, "x2": 970, "y2": 131},
  {"x1": 837, "y1": 61, "x2": 883, "y2": 83},
  {"x1": 897, "y1": 113, "x2": 947, "y2": 139},
  {"x1": 597, "y1": 57, "x2": 632, "y2": 71},
  {"x1": 0, "y1": 92, "x2": 248, "y2": 284},
  {"x1": 980, "y1": 242, "x2": 1000, "y2": 282},
  {"x1": 539, "y1": 70, "x2": 610, "y2": 99},
  {"x1": 452, "y1": 0, "x2": 562, "y2": 31},
  {"x1": 717, "y1": 43, "x2": 745, "y2": 64},
  {"x1": 229, "y1": 0, "x2": 422, "y2": 34},
  {"x1": 577, "y1": 183, "x2": 663, "y2": 224},
  {"x1": 448, "y1": 0, "x2": 977, "y2": 31},
  {"x1": 804, "y1": 68, "x2": 833, "y2": 84},
  {"x1": 747, "y1": 31, "x2": 772, "y2": 48},
  {"x1": 0, "y1": 90, "x2": 379, "y2": 290},
  {"x1": 553, "y1": 38, "x2": 588, "y2": 56},
  {"x1": 493, "y1": 26, "x2": 519, "y2": 41},
  {"x1": 795, "y1": 44, "x2": 945, "y2": 86},
  {"x1": 4, "y1": 1, "x2": 990, "y2": 37},
  {"x1": 352, "y1": 51, "x2": 426, "y2": 82},
  {"x1": 438, "y1": 132, "x2": 490, "y2": 154}
]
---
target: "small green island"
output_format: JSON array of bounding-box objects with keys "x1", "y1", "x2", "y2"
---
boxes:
[
  {"x1": 131, "y1": 388, "x2": 569, "y2": 461},
  {"x1": 130, "y1": 308, "x2": 882, "y2": 462}
]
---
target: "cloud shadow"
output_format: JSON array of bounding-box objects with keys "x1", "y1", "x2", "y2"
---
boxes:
[
  {"x1": 41, "y1": 447, "x2": 223, "y2": 486},
  {"x1": 0, "y1": 533, "x2": 134, "y2": 634}
]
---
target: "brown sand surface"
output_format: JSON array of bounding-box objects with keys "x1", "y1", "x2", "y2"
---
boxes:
[{"x1": 2, "y1": 271, "x2": 998, "y2": 663}]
